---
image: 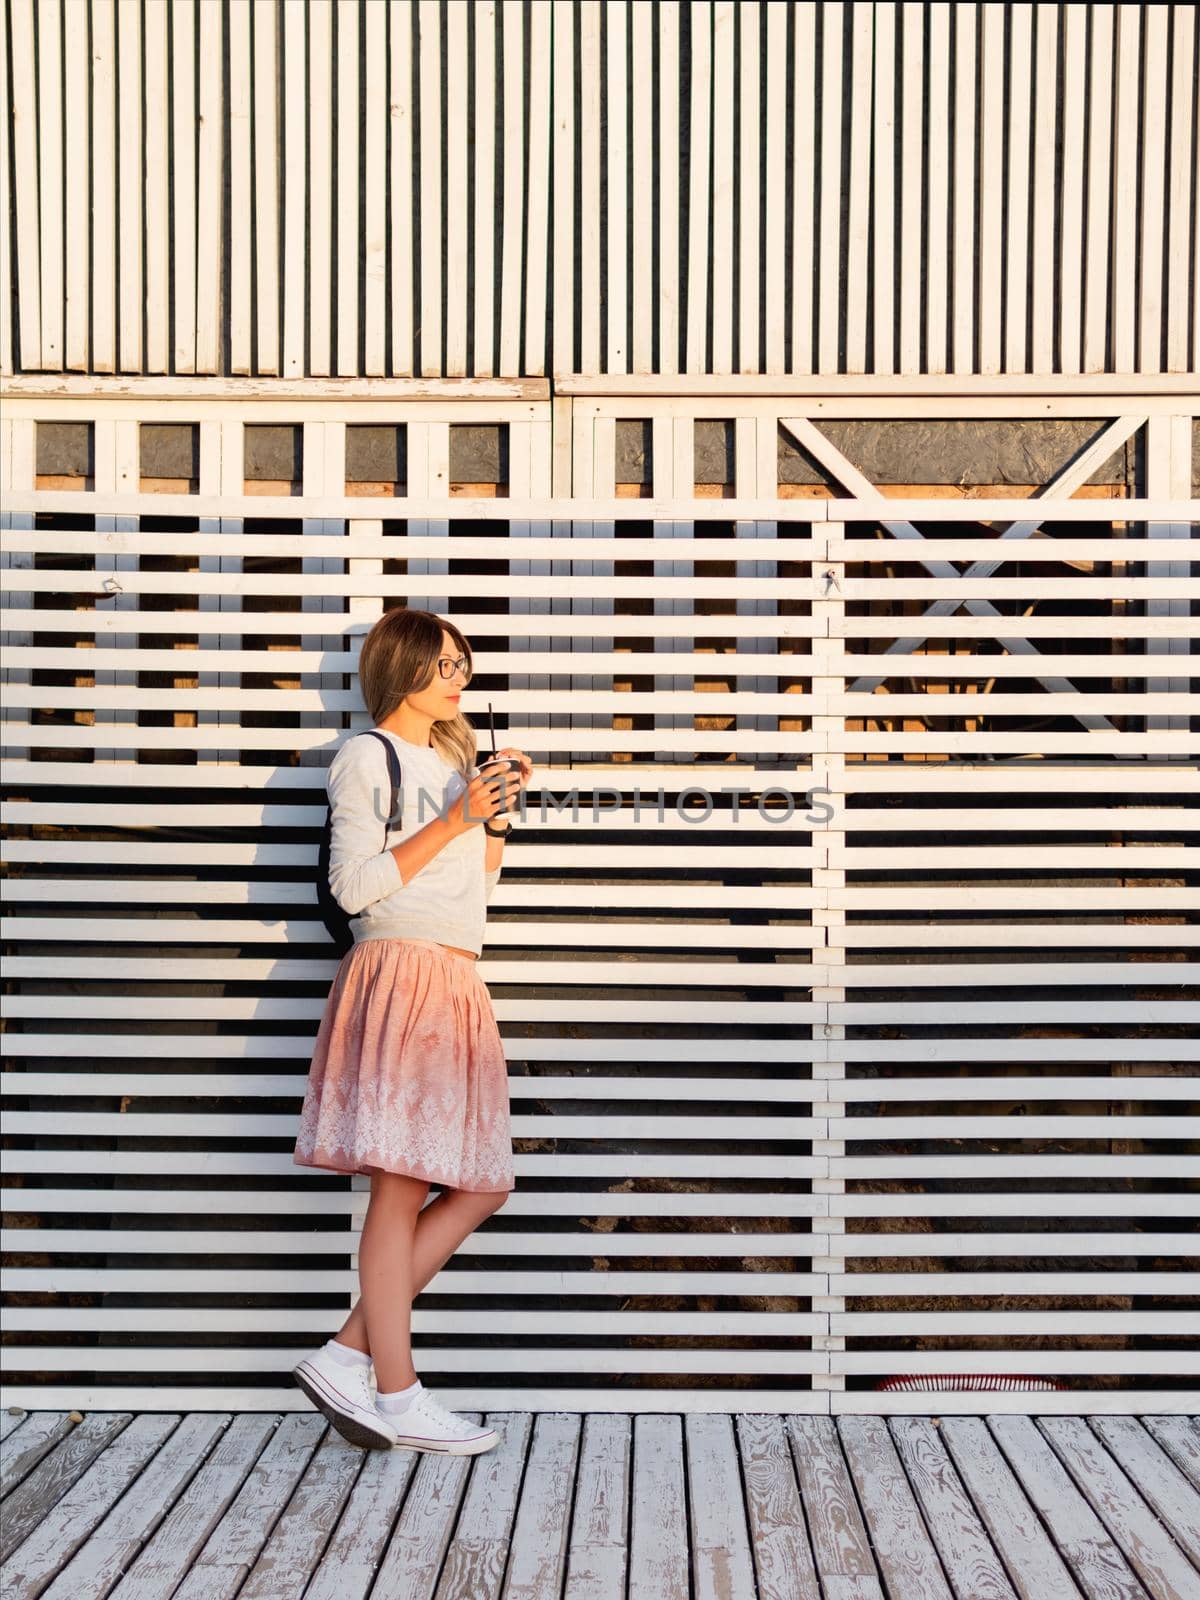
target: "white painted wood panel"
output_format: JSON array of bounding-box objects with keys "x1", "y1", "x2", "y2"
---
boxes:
[
  {"x1": 1, "y1": 386, "x2": 1195, "y2": 1413},
  {"x1": 7, "y1": 1, "x2": 1193, "y2": 377}
]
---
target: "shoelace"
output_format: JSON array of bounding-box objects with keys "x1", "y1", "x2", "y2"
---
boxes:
[{"x1": 412, "y1": 1389, "x2": 477, "y2": 1436}]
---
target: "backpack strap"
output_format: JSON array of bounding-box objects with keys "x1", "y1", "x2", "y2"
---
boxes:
[{"x1": 359, "y1": 729, "x2": 402, "y2": 838}]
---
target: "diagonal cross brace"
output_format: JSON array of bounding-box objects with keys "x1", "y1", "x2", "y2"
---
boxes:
[{"x1": 780, "y1": 416, "x2": 1145, "y2": 733}]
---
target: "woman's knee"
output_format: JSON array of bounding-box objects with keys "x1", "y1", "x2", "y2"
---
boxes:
[
  {"x1": 460, "y1": 1186, "x2": 509, "y2": 1218},
  {"x1": 369, "y1": 1170, "x2": 430, "y2": 1212}
]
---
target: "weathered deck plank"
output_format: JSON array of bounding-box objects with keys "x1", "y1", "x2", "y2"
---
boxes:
[
  {"x1": 237, "y1": 1426, "x2": 367, "y2": 1599},
  {"x1": 685, "y1": 1412, "x2": 758, "y2": 1600},
  {"x1": 939, "y1": 1417, "x2": 1081, "y2": 1600},
  {"x1": 563, "y1": 1413, "x2": 631, "y2": 1600},
  {"x1": 838, "y1": 1416, "x2": 955, "y2": 1600},
  {"x1": 1088, "y1": 1416, "x2": 1200, "y2": 1566},
  {"x1": 735, "y1": 1413, "x2": 821, "y2": 1600},
  {"x1": 628, "y1": 1414, "x2": 688, "y2": 1600},
  {"x1": 1139, "y1": 1416, "x2": 1200, "y2": 1494},
  {"x1": 106, "y1": 1415, "x2": 281, "y2": 1600},
  {"x1": 0, "y1": 1409, "x2": 1196, "y2": 1599},
  {"x1": 502, "y1": 1412, "x2": 582, "y2": 1600},
  {"x1": 988, "y1": 1416, "x2": 1147, "y2": 1600},
  {"x1": 168, "y1": 1413, "x2": 327, "y2": 1600},
  {"x1": 0, "y1": 1413, "x2": 78, "y2": 1498},
  {"x1": 888, "y1": 1419, "x2": 1019, "y2": 1600},
  {"x1": 41, "y1": 1414, "x2": 231, "y2": 1600},
  {"x1": 1038, "y1": 1417, "x2": 1200, "y2": 1600},
  {"x1": 434, "y1": 1412, "x2": 532, "y2": 1600},
  {"x1": 0, "y1": 1413, "x2": 133, "y2": 1566},
  {"x1": 787, "y1": 1415, "x2": 885, "y2": 1600},
  {"x1": 1, "y1": 1415, "x2": 178, "y2": 1600}
]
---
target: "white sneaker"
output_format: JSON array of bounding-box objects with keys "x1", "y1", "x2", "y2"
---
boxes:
[
  {"x1": 292, "y1": 1347, "x2": 398, "y2": 1451},
  {"x1": 386, "y1": 1387, "x2": 499, "y2": 1455}
]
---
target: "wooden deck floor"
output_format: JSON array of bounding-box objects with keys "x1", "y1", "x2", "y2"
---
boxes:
[{"x1": 1, "y1": 1408, "x2": 1198, "y2": 1600}]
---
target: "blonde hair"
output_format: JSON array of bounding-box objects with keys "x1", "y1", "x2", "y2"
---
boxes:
[{"x1": 357, "y1": 607, "x2": 480, "y2": 776}]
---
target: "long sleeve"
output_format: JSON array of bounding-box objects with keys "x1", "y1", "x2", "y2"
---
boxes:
[{"x1": 326, "y1": 737, "x2": 404, "y2": 915}]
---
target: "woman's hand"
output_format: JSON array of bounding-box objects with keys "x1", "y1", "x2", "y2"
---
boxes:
[
  {"x1": 452, "y1": 749, "x2": 530, "y2": 835},
  {"x1": 491, "y1": 747, "x2": 532, "y2": 792}
]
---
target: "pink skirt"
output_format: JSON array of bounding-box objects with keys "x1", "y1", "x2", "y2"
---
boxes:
[{"x1": 292, "y1": 937, "x2": 514, "y2": 1193}]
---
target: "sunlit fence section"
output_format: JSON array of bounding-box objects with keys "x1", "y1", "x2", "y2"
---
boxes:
[{"x1": 1, "y1": 388, "x2": 1197, "y2": 1413}]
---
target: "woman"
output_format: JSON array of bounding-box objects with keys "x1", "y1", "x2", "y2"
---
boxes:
[{"x1": 291, "y1": 606, "x2": 530, "y2": 1454}]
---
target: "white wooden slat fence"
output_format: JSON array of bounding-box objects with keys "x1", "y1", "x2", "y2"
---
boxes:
[
  {"x1": 3, "y1": 0, "x2": 1199, "y2": 378},
  {"x1": 1, "y1": 382, "x2": 1197, "y2": 1413}
]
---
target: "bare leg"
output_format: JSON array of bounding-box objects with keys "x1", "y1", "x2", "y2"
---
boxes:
[
  {"x1": 335, "y1": 1185, "x2": 508, "y2": 1365},
  {"x1": 351, "y1": 1170, "x2": 430, "y2": 1391}
]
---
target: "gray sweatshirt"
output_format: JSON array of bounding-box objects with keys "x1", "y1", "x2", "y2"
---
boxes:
[{"x1": 326, "y1": 727, "x2": 502, "y2": 956}]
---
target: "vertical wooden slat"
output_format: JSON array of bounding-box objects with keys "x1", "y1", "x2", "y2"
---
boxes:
[
  {"x1": 816, "y1": 1, "x2": 843, "y2": 373},
  {"x1": 897, "y1": 1, "x2": 922, "y2": 374},
  {"x1": 737, "y1": 0, "x2": 760, "y2": 374},
  {"x1": 1029, "y1": 3, "x2": 1058, "y2": 373},
  {"x1": 1164, "y1": 4, "x2": 1196, "y2": 374},
  {"x1": 631, "y1": 0, "x2": 653, "y2": 372},
  {"x1": 282, "y1": 0, "x2": 306, "y2": 375},
  {"x1": 1057, "y1": 3, "x2": 1087, "y2": 374},
  {"x1": 950, "y1": 0, "x2": 975, "y2": 373},
  {"x1": 659, "y1": 1, "x2": 682, "y2": 375},
  {"x1": 1193, "y1": 7, "x2": 1200, "y2": 376},
  {"x1": 924, "y1": 2, "x2": 950, "y2": 374},
  {"x1": 811, "y1": 520, "x2": 845, "y2": 1402},
  {"x1": 473, "y1": 1, "x2": 497, "y2": 377},
  {"x1": 336, "y1": 0, "x2": 360, "y2": 375},
  {"x1": 308, "y1": 0, "x2": 332, "y2": 376},
  {"x1": 0, "y1": 418, "x2": 35, "y2": 755},
  {"x1": 578, "y1": 0, "x2": 602, "y2": 374},
  {"x1": 685, "y1": 0, "x2": 712, "y2": 374},
  {"x1": 407, "y1": 421, "x2": 451, "y2": 617},
  {"x1": 228, "y1": 0, "x2": 253, "y2": 375},
  {"x1": 710, "y1": 1, "x2": 734, "y2": 374},
  {"x1": 390, "y1": 0, "x2": 414, "y2": 376},
  {"x1": 252, "y1": 0, "x2": 280, "y2": 374},
  {"x1": 1004, "y1": 4, "x2": 1032, "y2": 374},
  {"x1": 976, "y1": 1, "x2": 1003, "y2": 374},
  {"x1": 1110, "y1": 4, "x2": 1140, "y2": 372},
  {"x1": 793, "y1": 3, "x2": 825, "y2": 371},
  {"x1": 144, "y1": 0, "x2": 171, "y2": 373},
  {"x1": 194, "y1": 0, "x2": 223, "y2": 373},
  {"x1": 363, "y1": 0, "x2": 386, "y2": 375},
  {"x1": 117, "y1": 0, "x2": 142, "y2": 371},
  {"x1": 1136, "y1": 4, "x2": 1168, "y2": 375},
  {"x1": 843, "y1": 1, "x2": 872, "y2": 375},
  {"x1": 734, "y1": 414, "x2": 777, "y2": 760},
  {"x1": 762, "y1": 0, "x2": 786, "y2": 375},
  {"x1": 498, "y1": 0, "x2": 524, "y2": 376},
  {"x1": 1082, "y1": 2, "x2": 1113, "y2": 372},
  {"x1": 36, "y1": 0, "x2": 63, "y2": 368},
  {"x1": 652, "y1": 414, "x2": 686, "y2": 762},
  {"x1": 605, "y1": 0, "x2": 628, "y2": 373},
  {"x1": 302, "y1": 421, "x2": 346, "y2": 747},
  {"x1": 417, "y1": 0, "x2": 442, "y2": 377},
  {"x1": 871, "y1": 0, "x2": 895, "y2": 376},
  {"x1": 91, "y1": 0, "x2": 116, "y2": 371},
  {"x1": 92, "y1": 418, "x2": 140, "y2": 763},
  {"x1": 0, "y1": 0, "x2": 11, "y2": 374},
  {"x1": 64, "y1": 0, "x2": 90, "y2": 369},
  {"x1": 171, "y1": 0, "x2": 196, "y2": 372},
  {"x1": 444, "y1": 0, "x2": 468, "y2": 375},
  {"x1": 198, "y1": 418, "x2": 231, "y2": 769},
  {"x1": 552, "y1": 0, "x2": 576, "y2": 377},
  {"x1": 524, "y1": 0, "x2": 551, "y2": 377}
]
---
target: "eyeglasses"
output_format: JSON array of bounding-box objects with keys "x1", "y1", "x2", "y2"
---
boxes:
[{"x1": 437, "y1": 654, "x2": 471, "y2": 682}]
